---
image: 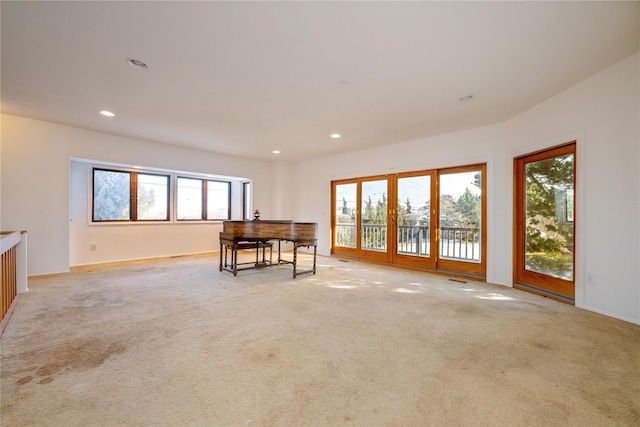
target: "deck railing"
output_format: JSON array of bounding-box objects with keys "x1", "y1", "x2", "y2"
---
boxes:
[
  {"x1": 439, "y1": 226, "x2": 480, "y2": 261},
  {"x1": 396, "y1": 225, "x2": 430, "y2": 256},
  {"x1": 336, "y1": 223, "x2": 479, "y2": 261}
]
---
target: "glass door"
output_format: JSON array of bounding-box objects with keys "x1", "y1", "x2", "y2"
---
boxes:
[
  {"x1": 331, "y1": 164, "x2": 486, "y2": 279},
  {"x1": 331, "y1": 177, "x2": 390, "y2": 263},
  {"x1": 333, "y1": 181, "x2": 357, "y2": 257},
  {"x1": 359, "y1": 177, "x2": 390, "y2": 263},
  {"x1": 392, "y1": 171, "x2": 436, "y2": 269},
  {"x1": 514, "y1": 142, "x2": 576, "y2": 303},
  {"x1": 436, "y1": 165, "x2": 486, "y2": 277}
]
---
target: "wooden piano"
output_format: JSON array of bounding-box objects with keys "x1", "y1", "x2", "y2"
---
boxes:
[{"x1": 219, "y1": 220, "x2": 318, "y2": 278}]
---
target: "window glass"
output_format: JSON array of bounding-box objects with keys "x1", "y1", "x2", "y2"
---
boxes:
[
  {"x1": 207, "y1": 180, "x2": 230, "y2": 220},
  {"x1": 397, "y1": 175, "x2": 431, "y2": 257},
  {"x1": 93, "y1": 169, "x2": 130, "y2": 221},
  {"x1": 439, "y1": 171, "x2": 481, "y2": 262},
  {"x1": 524, "y1": 153, "x2": 574, "y2": 279},
  {"x1": 335, "y1": 183, "x2": 357, "y2": 248},
  {"x1": 92, "y1": 167, "x2": 236, "y2": 223},
  {"x1": 177, "y1": 177, "x2": 203, "y2": 220},
  {"x1": 137, "y1": 174, "x2": 169, "y2": 220},
  {"x1": 243, "y1": 182, "x2": 252, "y2": 220}
]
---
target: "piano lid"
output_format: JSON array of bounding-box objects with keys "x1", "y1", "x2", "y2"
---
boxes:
[{"x1": 221, "y1": 220, "x2": 316, "y2": 241}]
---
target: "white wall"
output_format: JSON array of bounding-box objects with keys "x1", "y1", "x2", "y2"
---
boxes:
[
  {"x1": 271, "y1": 160, "x2": 294, "y2": 220},
  {"x1": 0, "y1": 116, "x2": 278, "y2": 275},
  {"x1": 293, "y1": 52, "x2": 639, "y2": 324},
  {"x1": 1, "y1": 52, "x2": 637, "y2": 324},
  {"x1": 504, "y1": 53, "x2": 639, "y2": 323}
]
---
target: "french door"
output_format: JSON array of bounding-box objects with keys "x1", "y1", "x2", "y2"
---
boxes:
[
  {"x1": 436, "y1": 166, "x2": 486, "y2": 276},
  {"x1": 392, "y1": 171, "x2": 436, "y2": 270},
  {"x1": 514, "y1": 142, "x2": 576, "y2": 303},
  {"x1": 332, "y1": 164, "x2": 486, "y2": 277}
]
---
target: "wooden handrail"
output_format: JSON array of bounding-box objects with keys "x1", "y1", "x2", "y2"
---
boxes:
[{"x1": 1, "y1": 231, "x2": 21, "y2": 255}]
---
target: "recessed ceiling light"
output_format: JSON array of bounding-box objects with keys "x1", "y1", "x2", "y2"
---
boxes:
[
  {"x1": 100, "y1": 110, "x2": 115, "y2": 117},
  {"x1": 272, "y1": 150, "x2": 280, "y2": 154},
  {"x1": 331, "y1": 133, "x2": 341, "y2": 139},
  {"x1": 127, "y1": 58, "x2": 148, "y2": 70},
  {"x1": 459, "y1": 95, "x2": 474, "y2": 102}
]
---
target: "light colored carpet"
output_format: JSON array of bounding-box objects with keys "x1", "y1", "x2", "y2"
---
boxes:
[{"x1": 1, "y1": 252, "x2": 639, "y2": 426}]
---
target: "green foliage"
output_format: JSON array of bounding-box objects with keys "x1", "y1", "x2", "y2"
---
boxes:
[
  {"x1": 456, "y1": 188, "x2": 480, "y2": 226},
  {"x1": 525, "y1": 154, "x2": 574, "y2": 258},
  {"x1": 375, "y1": 193, "x2": 387, "y2": 224},
  {"x1": 439, "y1": 194, "x2": 458, "y2": 226},
  {"x1": 473, "y1": 172, "x2": 481, "y2": 188},
  {"x1": 363, "y1": 194, "x2": 388, "y2": 224},
  {"x1": 361, "y1": 193, "x2": 388, "y2": 249},
  {"x1": 364, "y1": 196, "x2": 374, "y2": 222},
  {"x1": 525, "y1": 251, "x2": 573, "y2": 280},
  {"x1": 93, "y1": 170, "x2": 130, "y2": 220}
]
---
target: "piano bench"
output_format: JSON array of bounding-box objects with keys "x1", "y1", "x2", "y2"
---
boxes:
[
  {"x1": 235, "y1": 242, "x2": 271, "y2": 251},
  {"x1": 220, "y1": 240, "x2": 274, "y2": 276}
]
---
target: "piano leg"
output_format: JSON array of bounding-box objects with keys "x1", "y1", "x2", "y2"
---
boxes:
[
  {"x1": 277, "y1": 240, "x2": 282, "y2": 264},
  {"x1": 255, "y1": 244, "x2": 259, "y2": 266},
  {"x1": 291, "y1": 241, "x2": 318, "y2": 278},
  {"x1": 232, "y1": 246, "x2": 238, "y2": 276},
  {"x1": 313, "y1": 244, "x2": 317, "y2": 275},
  {"x1": 293, "y1": 245, "x2": 298, "y2": 279}
]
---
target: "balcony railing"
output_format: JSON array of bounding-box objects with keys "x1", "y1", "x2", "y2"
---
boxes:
[
  {"x1": 396, "y1": 225, "x2": 430, "y2": 256},
  {"x1": 439, "y1": 226, "x2": 480, "y2": 261},
  {"x1": 335, "y1": 223, "x2": 480, "y2": 261}
]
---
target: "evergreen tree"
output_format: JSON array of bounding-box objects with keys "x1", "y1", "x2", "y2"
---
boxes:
[
  {"x1": 456, "y1": 188, "x2": 480, "y2": 226},
  {"x1": 439, "y1": 194, "x2": 458, "y2": 226},
  {"x1": 93, "y1": 171, "x2": 130, "y2": 220},
  {"x1": 374, "y1": 193, "x2": 387, "y2": 224},
  {"x1": 525, "y1": 154, "x2": 574, "y2": 254},
  {"x1": 364, "y1": 196, "x2": 374, "y2": 223}
]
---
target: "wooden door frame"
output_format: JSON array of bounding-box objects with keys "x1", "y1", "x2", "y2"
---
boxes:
[
  {"x1": 331, "y1": 163, "x2": 487, "y2": 279},
  {"x1": 436, "y1": 164, "x2": 487, "y2": 277},
  {"x1": 390, "y1": 170, "x2": 437, "y2": 270},
  {"x1": 513, "y1": 141, "x2": 576, "y2": 304},
  {"x1": 357, "y1": 175, "x2": 391, "y2": 263},
  {"x1": 331, "y1": 179, "x2": 358, "y2": 258}
]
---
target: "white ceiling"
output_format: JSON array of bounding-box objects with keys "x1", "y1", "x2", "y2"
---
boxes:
[{"x1": 2, "y1": 1, "x2": 638, "y2": 162}]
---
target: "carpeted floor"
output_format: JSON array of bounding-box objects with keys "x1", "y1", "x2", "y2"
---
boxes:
[{"x1": 1, "y1": 252, "x2": 639, "y2": 426}]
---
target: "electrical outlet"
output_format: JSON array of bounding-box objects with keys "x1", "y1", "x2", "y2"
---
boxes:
[
  {"x1": 90, "y1": 243, "x2": 97, "y2": 251},
  {"x1": 587, "y1": 272, "x2": 596, "y2": 285}
]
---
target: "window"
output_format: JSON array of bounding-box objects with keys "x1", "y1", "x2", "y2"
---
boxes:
[
  {"x1": 177, "y1": 177, "x2": 202, "y2": 220},
  {"x1": 207, "y1": 180, "x2": 231, "y2": 220},
  {"x1": 93, "y1": 168, "x2": 169, "y2": 222},
  {"x1": 177, "y1": 177, "x2": 230, "y2": 221},
  {"x1": 243, "y1": 181, "x2": 252, "y2": 220},
  {"x1": 92, "y1": 165, "x2": 236, "y2": 224}
]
